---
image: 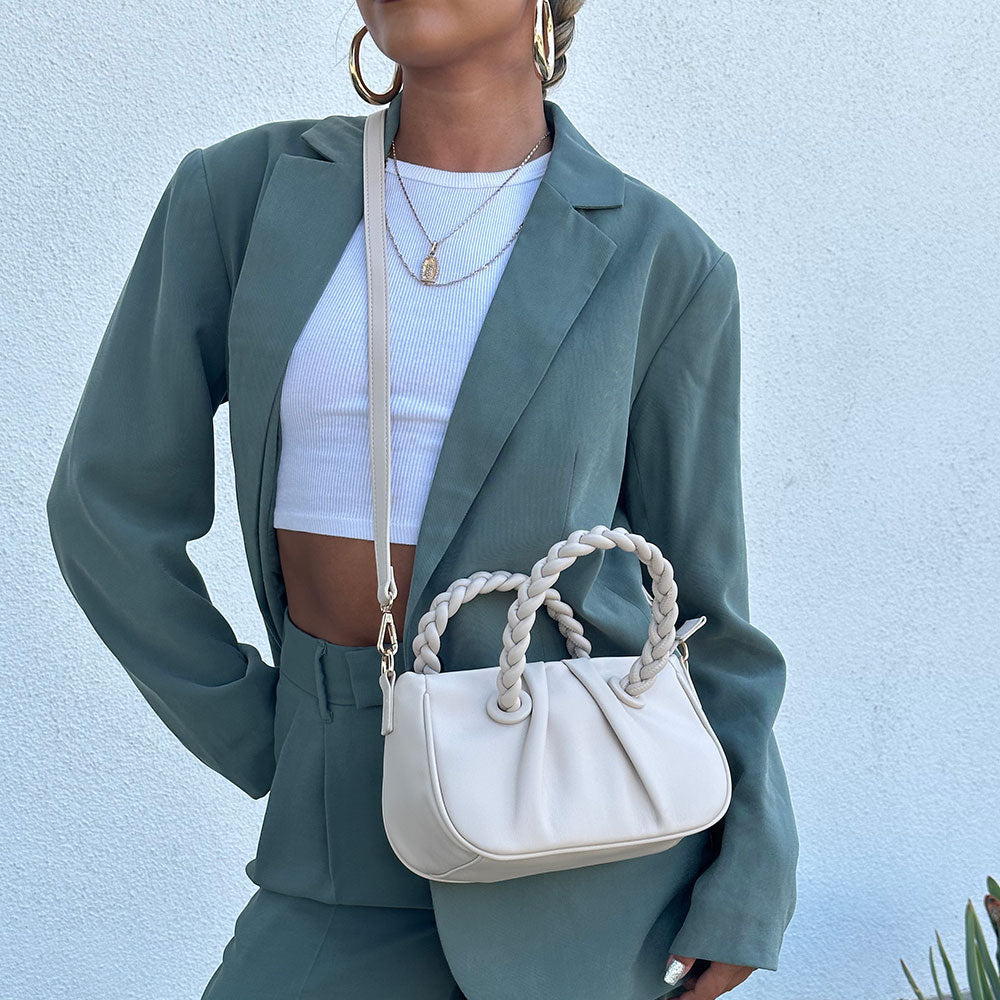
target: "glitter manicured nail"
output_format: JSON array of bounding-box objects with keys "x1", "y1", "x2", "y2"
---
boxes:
[{"x1": 663, "y1": 958, "x2": 687, "y2": 985}]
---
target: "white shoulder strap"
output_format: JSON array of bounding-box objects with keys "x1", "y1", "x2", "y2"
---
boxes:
[{"x1": 362, "y1": 106, "x2": 397, "y2": 612}]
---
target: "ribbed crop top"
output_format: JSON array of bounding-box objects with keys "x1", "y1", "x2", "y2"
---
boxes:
[{"x1": 272, "y1": 148, "x2": 552, "y2": 544}]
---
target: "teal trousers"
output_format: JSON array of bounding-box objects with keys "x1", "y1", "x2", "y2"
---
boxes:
[
  {"x1": 200, "y1": 887, "x2": 468, "y2": 999},
  {"x1": 201, "y1": 607, "x2": 686, "y2": 998},
  {"x1": 245, "y1": 606, "x2": 436, "y2": 910},
  {"x1": 200, "y1": 608, "x2": 465, "y2": 998}
]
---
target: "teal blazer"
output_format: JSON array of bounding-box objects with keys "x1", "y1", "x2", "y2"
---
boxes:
[{"x1": 47, "y1": 90, "x2": 798, "y2": 995}]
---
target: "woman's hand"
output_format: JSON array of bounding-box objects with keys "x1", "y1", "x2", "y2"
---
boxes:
[{"x1": 664, "y1": 953, "x2": 756, "y2": 998}]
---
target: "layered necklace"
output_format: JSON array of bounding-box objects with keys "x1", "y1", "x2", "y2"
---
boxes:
[{"x1": 385, "y1": 128, "x2": 551, "y2": 287}]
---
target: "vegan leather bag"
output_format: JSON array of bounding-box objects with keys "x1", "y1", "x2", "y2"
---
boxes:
[{"x1": 361, "y1": 105, "x2": 732, "y2": 883}]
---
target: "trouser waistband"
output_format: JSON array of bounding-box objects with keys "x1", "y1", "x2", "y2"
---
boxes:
[{"x1": 277, "y1": 605, "x2": 386, "y2": 721}]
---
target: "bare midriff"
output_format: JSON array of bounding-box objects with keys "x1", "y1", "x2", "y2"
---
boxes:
[{"x1": 276, "y1": 528, "x2": 416, "y2": 647}]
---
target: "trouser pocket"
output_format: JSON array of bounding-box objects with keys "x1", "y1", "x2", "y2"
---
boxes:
[
  {"x1": 319, "y1": 642, "x2": 434, "y2": 909},
  {"x1": 246, "y1": 671, "x2": 333, "y2": 902},
  {"x1": 247, "y1": 627, "x2": 433, "y2": 910}
]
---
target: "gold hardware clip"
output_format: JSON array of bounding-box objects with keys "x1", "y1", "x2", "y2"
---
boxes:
[{"x1": 377, "y1": 608, "x2": 398, "y2": 736}]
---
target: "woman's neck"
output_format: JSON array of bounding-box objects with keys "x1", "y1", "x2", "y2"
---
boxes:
[{"x1": 387, "y1": 84, "x2": 553, "y2": 174}]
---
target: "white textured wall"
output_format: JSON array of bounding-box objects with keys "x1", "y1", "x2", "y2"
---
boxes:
[{"x1": 3, "y1": 1, "x2": 996, "y2": 998}]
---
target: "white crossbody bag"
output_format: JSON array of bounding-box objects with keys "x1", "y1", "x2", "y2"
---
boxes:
[{"x1": 362, "y1": 105, "x2": 732, "y2": 884}]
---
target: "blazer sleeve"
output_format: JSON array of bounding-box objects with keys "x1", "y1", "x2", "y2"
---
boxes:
[
  {"x1": 621, "y1": 250, "x2": 799, "y2": 971},
  {"x1": 46, "y1": 146, "x2": 279, "y2": 800}
]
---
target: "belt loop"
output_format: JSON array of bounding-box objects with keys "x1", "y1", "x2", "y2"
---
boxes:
[{"x1": 313, "y1": 643, "x2": 333, "y2": 722}]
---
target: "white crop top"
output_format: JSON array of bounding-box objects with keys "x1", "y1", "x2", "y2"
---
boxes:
[{"x1": 272, "y1": 148, "x2": 552, "y2": 544}]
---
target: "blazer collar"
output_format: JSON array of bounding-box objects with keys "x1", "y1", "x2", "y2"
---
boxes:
[{"x1": 299, "y1": 90, "x2": 624, "y2": 212}]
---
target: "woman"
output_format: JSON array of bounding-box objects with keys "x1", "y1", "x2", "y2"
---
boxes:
[{"x1": 46, "y1": 1, "x2": 799, "y2": 998}]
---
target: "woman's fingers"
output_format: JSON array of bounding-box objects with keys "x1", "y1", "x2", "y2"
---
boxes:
[{"x1": 679, "y1": 960, "x2": 757, "y2": 999}]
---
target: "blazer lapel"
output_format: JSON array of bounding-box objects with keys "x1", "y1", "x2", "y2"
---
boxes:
[
  {"x1": 227, "y1": 152, "x2": 365, "y2": 655},
  {"x1": 233, "y1": 90, "x2": 623, "y2": 668}
]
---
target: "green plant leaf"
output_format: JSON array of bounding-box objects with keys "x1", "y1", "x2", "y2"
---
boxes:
[
  {"x1": 969, "y1": 901, "x2": 1000, "y2": 999},
  {"x1": 938, "y1": 929, "x2": 966, "y2": 1000},
  {"x1": 970, "y1": 952, "x2": 987, "y2": 1000},
  {"x1": 986, "y1": 877, "x2": 1000, "y2": 899},
  {"x1": 931, "y1": 945, "x2": 952, "y2": 1000},
  {"x1": 976, "y1": 943, "x2": 1000, "y2": 1000},
  {"x1": 968, "y1": 902, "x2": 989, "y2": 1000},
  {"x1": 902, "y1": 957, "x2": 929, "y2": 1000},
  {"x1": 966, "y1": 900, "x2": 1000, "y2": 1000}
]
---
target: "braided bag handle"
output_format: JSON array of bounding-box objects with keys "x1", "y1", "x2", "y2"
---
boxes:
[
  {"x1": 412, "y1": 570, "x2": 592, "y2": 673},
  {"x1": 493, "y1": 524, "x2": 689, "y2": 717}
]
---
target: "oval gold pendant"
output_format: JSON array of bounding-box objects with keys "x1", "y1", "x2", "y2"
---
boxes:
[{"x1": 420, "y1": 252, "x2": 439, "y2": 285}]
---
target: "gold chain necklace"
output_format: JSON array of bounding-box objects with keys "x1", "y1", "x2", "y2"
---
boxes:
[{"x1": 386, "y1": 129, "x2": 551, "y2": 287}]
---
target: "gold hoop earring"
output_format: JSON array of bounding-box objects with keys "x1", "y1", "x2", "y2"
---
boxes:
[
  {"x1": 533, "y1": 0, "x2": 555, "y2": 84},
  {"x1": 349, "y1": 24, "x2": 403, "y2": 104}
]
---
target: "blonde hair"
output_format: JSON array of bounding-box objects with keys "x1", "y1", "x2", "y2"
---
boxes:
[{"x1": 544, "y1": 0, "x2": 585, "y2": 94}]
